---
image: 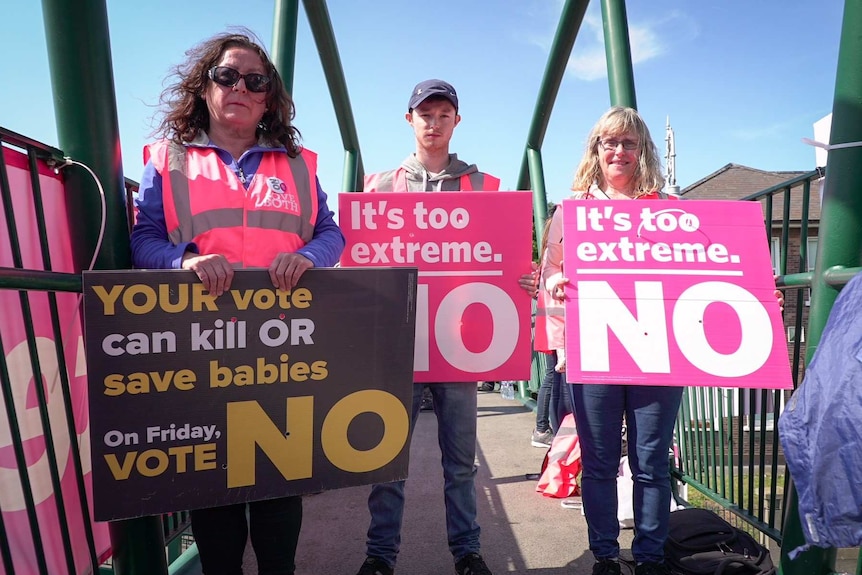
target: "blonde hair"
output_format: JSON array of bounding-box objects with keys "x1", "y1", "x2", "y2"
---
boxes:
[{"x1": 571, "y1": 106, "x2": 665, "y2": 197}]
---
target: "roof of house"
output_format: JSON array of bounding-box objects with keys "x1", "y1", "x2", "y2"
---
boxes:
[{"x1": 680, "y1": 163, "x2": 821, "y2": 222}]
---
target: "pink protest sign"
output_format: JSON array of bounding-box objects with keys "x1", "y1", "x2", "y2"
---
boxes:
[
  {"x1": 561, "y1": 199, "x2": 792, "y2": 389},
  {"x1": 339, "y1": 191, "x2": 534, "y2": 382},
  {"x1": 0, "y1": 147, "x2": 111, "y2": 574}
]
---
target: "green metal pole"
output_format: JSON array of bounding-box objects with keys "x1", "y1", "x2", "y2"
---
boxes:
[
  {"x1": 343, "y1": 149, "x2": 360, "y2": 195},
  {"x1": 516, "y1": 0, "x2": 590, "y2": 225},
  {"x1": 301, "y1": 0, "x2": 364, "y2": 191},
  {"x1": 779, "y1": 2, "x2": 862, "y2": 574},
  {"x1": 804, "y1": 3, "x2": 862, "y2": 354},
  {"x1": 527, "y1": 147, "x2": 550, "y2": 227},
  {"x1": 41, "y1": 2, "x2": 162, "y2": 573},
  {"x1": 600, "y1": 0, "x2": 637, "y2": 109},
  {"x1": 41, "y1": 0, "x2": 131, "y2": 272},
  {"x1": 107, "y1": 517, "x2": 169, "y2": 575},
  {"x1": 272, "y1": 0, "x2": 300, "y2": 95}
]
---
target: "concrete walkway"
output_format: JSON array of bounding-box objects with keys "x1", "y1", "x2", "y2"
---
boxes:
[{"x1": 277, "y1": 387, "x2": 636, "y2": 575}]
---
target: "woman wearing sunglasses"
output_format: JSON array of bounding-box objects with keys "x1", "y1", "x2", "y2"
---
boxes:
[{"x1": 130, "y1": 30, "x2": 344, "y2": 575}]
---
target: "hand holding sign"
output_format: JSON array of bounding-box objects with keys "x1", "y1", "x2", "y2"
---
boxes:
[{"x1": 561, "y1": 199, "x2": 792, "y2": 389}]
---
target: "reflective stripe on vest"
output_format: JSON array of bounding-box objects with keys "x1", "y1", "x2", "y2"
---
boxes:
[
  {"x1": 364, "y1": 168, "x2": 500, "y2": 192},
  {"x1": 147, "y1": 141, "x2": 318, "y2": 267},
  {"x1": 534, "y1": 288, "x2": 565, "y2": 353}
]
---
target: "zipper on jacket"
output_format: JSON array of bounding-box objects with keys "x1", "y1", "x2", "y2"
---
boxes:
[{"x1": 238, "y1": 166, "x2": 247, "y2": 184}]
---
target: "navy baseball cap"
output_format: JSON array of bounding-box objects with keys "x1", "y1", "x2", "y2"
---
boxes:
[{"x1": 408, "y1": 79, "x2": 458, "y2": 111}]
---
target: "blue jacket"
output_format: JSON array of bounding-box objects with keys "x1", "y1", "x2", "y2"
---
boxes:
[
  {"x1": 131, "y1": 139, "x2": 344, "y2": 270},
  {"x1": 778, "y1": 271, "x2": 862, "y2": 555}
]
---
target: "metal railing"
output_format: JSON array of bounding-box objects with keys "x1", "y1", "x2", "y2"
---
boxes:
[
  {"x1": 0, "y1": 128, "x2": 191, "y2": 574},
  {"x1": 669, "y1": 170, "x2": 862, "y2": 573},
  {"x1": 1, "y1": 127, "x2": 99, "y2": 575}
]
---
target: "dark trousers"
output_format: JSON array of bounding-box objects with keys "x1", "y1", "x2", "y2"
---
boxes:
[
  {"x1": 537, "y1": 351, "x2": 574, "y2": 433},
  {"x1": 191, "y1": 496, "x2": 302, "y2": 575},
  {"x1": 535, "y1": 353, "x2": 554, "y2": 433}
]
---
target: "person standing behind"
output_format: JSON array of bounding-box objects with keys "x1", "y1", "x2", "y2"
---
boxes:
[
  {"x1": 356, "y1": 79, "x2": 535, "y2": 575},
  {"x1": 533, "y1": 204, "x2": 573, "y2": 445},
  {"x1": 542, "y1": 106, "x2": 676, "y2": 575},
  {"x1": 130, "y1": 30, "x2": 344, "y2": 575}
]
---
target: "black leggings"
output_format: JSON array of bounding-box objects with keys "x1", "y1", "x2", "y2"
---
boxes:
[{"x1": 191, "y1": 496, "x2": 302, "y2": 575}]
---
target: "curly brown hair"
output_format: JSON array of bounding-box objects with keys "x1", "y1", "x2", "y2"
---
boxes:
[{"x1": 155, "y1": 29, "x2": 302, "y2": 156}]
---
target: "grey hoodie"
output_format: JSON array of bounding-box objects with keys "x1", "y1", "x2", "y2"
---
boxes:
[{"x1": 364, "y1": 153, "x2": 496, "y2": 192}]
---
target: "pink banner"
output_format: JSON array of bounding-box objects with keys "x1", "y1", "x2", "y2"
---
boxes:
[
  {"x1": 561, "y1": 199, "x2": 792, "y2": 389},
  {"x1": 0, "y1": 147, "x2": 111, "y2": 574},
  {"x1": 339, "y1": 191, "x2": 534, "y2": 382}
]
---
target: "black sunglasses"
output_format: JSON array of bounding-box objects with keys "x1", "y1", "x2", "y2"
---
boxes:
[{"x1": 208, "y1": 66, "x2": 272, "y2": 93}]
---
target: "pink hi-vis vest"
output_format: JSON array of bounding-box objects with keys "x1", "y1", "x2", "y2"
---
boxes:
[
  {"x1": 145, "y1": 140, "x2": 318, "y2": 267},
  {"x1": 534, "y1": 278, "x2": 566, "y2": 353},
  {"x1": 363, "y1": 167, "x2": 500, "y2": 192}
]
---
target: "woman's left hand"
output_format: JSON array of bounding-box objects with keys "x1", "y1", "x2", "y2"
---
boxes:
[
  {"x1": 774, "y1": 289, "x2": 785, "y2": 313},
  {"x1": 269, "y1": 253, "x2": 314, "y2": 291},
  {"x1": 773, "y1": 275, "x2": 785, "y2": 313},
  {"x1": 518, "y1": 261, "x2": 539, "y2": 298}
]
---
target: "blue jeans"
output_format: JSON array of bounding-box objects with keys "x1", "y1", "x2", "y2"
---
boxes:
[
  {"x1": 571, "y1": 383, "x2": 683, "y2": 564},
  {"x1": 365, "y1": 382, "x2": 480, "y2": 566},
  {"x1": 191, "y1": 496, "x2": 301, "y2": 575}
]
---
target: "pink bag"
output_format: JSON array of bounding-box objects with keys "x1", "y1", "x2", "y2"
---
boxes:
[{"x1": 536, "y1": 414, "x2": 581, "y2": 498}]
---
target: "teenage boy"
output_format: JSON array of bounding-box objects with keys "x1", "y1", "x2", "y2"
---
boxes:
[{"x1": 356, "y1": 79, "x2": 536, "y2": 575}]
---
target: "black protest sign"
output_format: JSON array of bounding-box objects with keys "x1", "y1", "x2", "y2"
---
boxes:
[{"x1": 83, "y1": 267, "x2": 417, "y2": 521}]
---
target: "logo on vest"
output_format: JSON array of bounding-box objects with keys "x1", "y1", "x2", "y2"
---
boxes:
[
  {"x1": 256, "y1": 176, "x2": 300, "y2": 213},
  {"x1": 267, "y1": 177, "x2": 287, "y2": 194}
]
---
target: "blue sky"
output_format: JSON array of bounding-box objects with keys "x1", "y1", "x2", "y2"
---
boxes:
[{"x1": 1, "y1": 1, "x2": 845, "y2": 205}]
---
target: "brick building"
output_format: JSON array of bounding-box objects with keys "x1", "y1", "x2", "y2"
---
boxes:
[
  {"x1": 681, "y1": 162, "x2": 823, "y2": 392},
  {"x1": 682, "y1": 163, "x2": 822, "y2": 346}
]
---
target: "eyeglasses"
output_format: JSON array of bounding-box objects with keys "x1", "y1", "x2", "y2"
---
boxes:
[
  {"x1": 208, "y1": 66, "x2": 272, "y2": 93},
  {"x1": 598, "y1": 138, "x2": 639, "y2": 151}
]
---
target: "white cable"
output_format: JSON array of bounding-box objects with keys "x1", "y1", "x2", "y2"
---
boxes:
[
  {"x1": 54, "y1": 156, "x2": 108, "y2": 273},
  {"x1": 45, "y1": 156, "x2": 109, "y2": 395}
]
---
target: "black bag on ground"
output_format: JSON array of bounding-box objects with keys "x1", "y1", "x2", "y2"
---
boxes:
[{"x1": 664, "y1": 508, "x2": 776, "y2": 575}]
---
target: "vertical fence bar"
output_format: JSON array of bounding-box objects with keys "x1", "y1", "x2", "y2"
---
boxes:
[
  {"x1": 757, "y1": 390, "x2": 768, "y2": 520},
  {"x1": 735, "y1": 392, "x2": 744, "y2": 508},
  {"x1": 0, "y1": 138, "x2": 53, "y2": 575},
  {"x1": 716, "y1": 388, "x2": 733, "y2": 498},
  {"x1": 780, "y1": 188, "x2": 791, "y2": 276},
  {"x1": 767, "y1": 387, "x2": 781, "y2": 529},
  {"x1": 745, "y1": 389, "x2": 755, "y2": 516},
  {"x1": 704, "y1": 389, "x2": 716, "y2": 491},
  {"x1": 725, "y1": 391, "x2": 735, "y2": 501}
]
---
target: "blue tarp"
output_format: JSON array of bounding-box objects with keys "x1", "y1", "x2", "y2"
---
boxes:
[{"x1": 779, "y1": 271, "x2": 862, "y2": 555}]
